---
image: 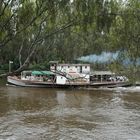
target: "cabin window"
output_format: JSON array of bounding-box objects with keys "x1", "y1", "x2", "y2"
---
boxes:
[
  {"x1": 75, "y1": 66, "x2": 77, "y2": 68},
  {"x1": 68, "y1": 66, "x2": 70, "y2": 68},
  {"x1": 61, "y1": 77, "x2": 63, "y2": 79},
  {"x1": 85, "y1": 66, "x2": 87, "y2": 69}
]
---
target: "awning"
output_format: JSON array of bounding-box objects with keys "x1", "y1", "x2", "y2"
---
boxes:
[
  {"x1": 90, "y1": 71, "x2": 115, "y2": 76},
  {"x1": 32, "y1": 71, "x2": 54, "y2": 76}
]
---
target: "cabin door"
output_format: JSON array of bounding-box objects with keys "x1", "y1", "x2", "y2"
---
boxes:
[{"x1": 80, "y1": 66, "x2": 82, "y2": 73}]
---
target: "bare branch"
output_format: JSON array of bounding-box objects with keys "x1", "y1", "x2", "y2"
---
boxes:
[
  {"x1": 35, "y1": 20, "x2": 76, "y2": 45},
  {"x1": 18, "y1": 37, "x2": 24, "y2": 67},
  {"x1": 0, "y1": 0, "x2": 11, "y2": 17},
  {"x1": 15, "y1": 20, "x2": 43, "y2": 72},
  {"x1": 0, "y1": 1, "x2": 53, "y2": 48}
]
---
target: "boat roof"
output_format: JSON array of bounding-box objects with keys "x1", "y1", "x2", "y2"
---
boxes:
[
  {"x1": 22, "y1": 71, "x2": 54, "y2": 75},
  {"x1": 91, "y1": 71, "x2": 115, "y2": 75},
  {"x1": 58, "y1": 64, "x2": 90, "y2": 66},
  {"x1": 22, "y1": 71, "x2": 32, "y2": 75},
  {"x1": 32, "y1": 71, "x2": 54, "y2": 75},
  {"x1": 49, "y1": 61, "x2": 59, "y2": 64}
]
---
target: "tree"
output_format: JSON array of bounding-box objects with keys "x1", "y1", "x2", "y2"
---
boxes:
[
  {"x1": 109, "y1": 0, "x2": 140, "y2": 82},
  {"x1": 0, "y1": 0, "x2": 76, "y2": 75}
]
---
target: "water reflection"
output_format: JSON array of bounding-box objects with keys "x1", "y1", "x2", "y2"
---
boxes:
[{"x1": 0, "y1": 86, "x2": 140, "y2": 139}]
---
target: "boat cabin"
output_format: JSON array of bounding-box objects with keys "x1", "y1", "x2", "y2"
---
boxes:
[
  {"x1": 49, "y1": 61, "x2": 90, "y2": 84},
  {"x1": 21, "y1": 71, "x2": 55, "y2": 82},
  {"x1": 90, "y1": 71, "x2": 129, "y2": 84},
  {"x1": 50, "y1": 61, "x2": 90, "y2": 74},
  {"x1": 90, "y1": 71, "x2": 115, "y2": 83}
]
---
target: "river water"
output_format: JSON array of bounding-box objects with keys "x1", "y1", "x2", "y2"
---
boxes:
[{"x1": 0, "y1": 83, "x2": 140, "y2": 140}]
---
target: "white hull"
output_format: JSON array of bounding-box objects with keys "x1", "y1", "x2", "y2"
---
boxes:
[
  {"x1": 7, "y1": 76, "x2": 88, "y2": 88},
  {"x1": 7, "y1": 76, "x2": 130, "y2": 88},
  {"x1": 90, "y1": 81, "x2": 131, "y2": 88},
  {"x1": 8, "y1": 76, "x2": 26, "y2": 86},
  {"x1": 7, "y1": 76, "x2": 54, "y2": 87}
]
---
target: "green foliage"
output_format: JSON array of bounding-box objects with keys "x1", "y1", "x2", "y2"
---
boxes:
[{"x1": 0, "y1": 0, "x2": 139, "y2": 81}]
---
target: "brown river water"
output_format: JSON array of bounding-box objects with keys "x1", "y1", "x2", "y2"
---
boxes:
[{"x1": 0, "y1": 82, "x2": 140, "y2": 139}]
